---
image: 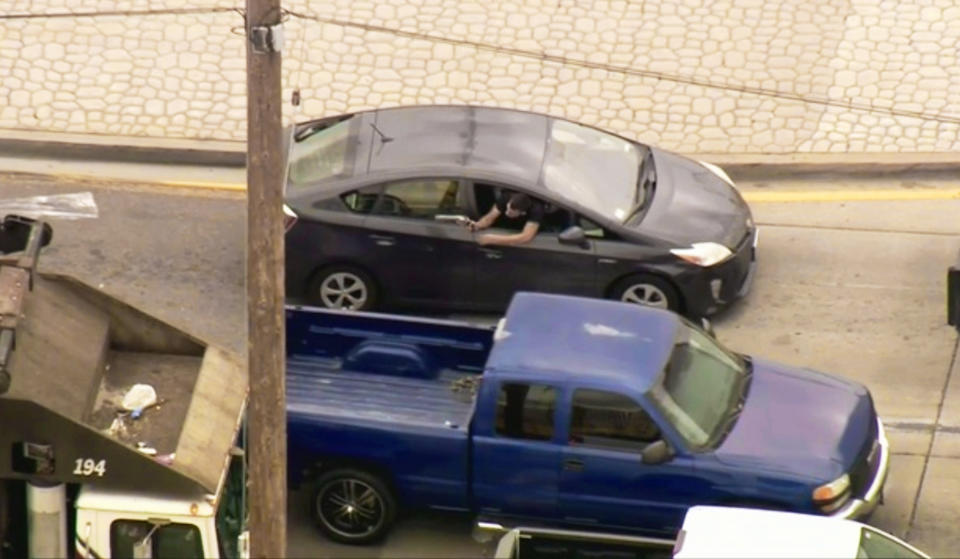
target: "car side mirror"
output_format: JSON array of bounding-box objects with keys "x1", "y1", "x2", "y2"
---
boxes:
[
  {"x1": 700, "y1": 317, "x2": 715, "y2": 337},
  {"x1": 558, "y1": 226, "x2": 589, "y2": 248},
  {"x1": 641, "y1": 440, "x2": 674, "y2": 465}
]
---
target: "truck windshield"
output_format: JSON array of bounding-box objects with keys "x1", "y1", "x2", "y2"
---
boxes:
[
  {"x1": 110, "y1": 519, "x2": 204, "y2": 558},
  {"x1": 648, "y1": 322, "x2": 745, "y2": 451}
]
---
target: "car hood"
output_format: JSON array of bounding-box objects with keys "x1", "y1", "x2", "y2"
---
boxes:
[
  {"x1": 713, "y1": 357, "x2": 875, "y2": 481},
  {"x1": 634, "y1": 148, "x2": 751, "y2": 248}
]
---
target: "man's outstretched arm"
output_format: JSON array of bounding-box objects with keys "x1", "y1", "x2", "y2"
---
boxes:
[
  {"x1": 478, "y1": 221, "x2": 540, "y2": 246},
  {"x1": 469, "y1": 206, "x2": 501, "y2": 231}
]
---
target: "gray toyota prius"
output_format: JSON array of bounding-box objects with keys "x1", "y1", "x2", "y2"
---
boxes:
[{"x1": 283, "y1": 105, "x2": 757, "y2": 317}]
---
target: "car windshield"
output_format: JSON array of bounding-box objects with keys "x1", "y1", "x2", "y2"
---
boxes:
[
  {"x1": 857, "y1": 527, "x2": 926, "y2": 558},
  {"x1": 287, "y1": 117, "x2": 355, "y2": 188},
  {"x1": 541, "y1": 120, "x2": 643, "y2": 223},
  {"x1": 647, "y1": 322, "x2": 746, "y2": 451}
]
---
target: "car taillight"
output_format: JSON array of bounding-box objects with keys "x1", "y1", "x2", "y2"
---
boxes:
[{"x1": 283, "y1": 204, "x2": 298, "y2": 232}]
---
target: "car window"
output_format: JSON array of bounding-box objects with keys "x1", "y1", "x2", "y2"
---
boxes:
[
  {"x1": 340, "y1": 185, "x2": 382, "y2": 214},
  {"x1": 578, "y1": 216, "x2": 619, "y2": 240},
  {"x1": 512, "y1": 533, "x2": 673, "y2": 559},
  {"x1": 372, "y1": 179, "x2": 464, "y2": 219},
  {"x1": 857, "y1": 527, "x2": 925, "y2": 558},
  {"x1": 288, "y1": 117, "x2": 355, "y2": 187},
  {"x1": 495, "y1": 383, "x2": 557, "y2": 441},
  {"x1": 570, "y1": 389, "x2": 661, "y2": 451}
]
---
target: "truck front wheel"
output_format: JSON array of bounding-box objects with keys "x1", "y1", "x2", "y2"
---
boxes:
[{"x1": 312, "y1": 468, "x2": 397, "y2": 545}]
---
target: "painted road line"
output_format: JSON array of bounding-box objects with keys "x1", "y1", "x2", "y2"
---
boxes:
[
  {"x1": 742, "y1": 189, "x2": 960, "y2": 203},
  {"x1": 159, "y1": 180, "x2": 247, "y2": 191}
]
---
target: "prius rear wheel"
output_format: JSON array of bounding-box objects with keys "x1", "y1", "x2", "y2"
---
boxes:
[{"x1": 308, "y1": 266, "x2": 377, "y2": 311}]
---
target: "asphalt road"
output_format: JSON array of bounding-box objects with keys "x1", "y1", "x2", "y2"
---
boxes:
[{"x1": 1, "y1": 168, "x2": 958, "y2": 557}]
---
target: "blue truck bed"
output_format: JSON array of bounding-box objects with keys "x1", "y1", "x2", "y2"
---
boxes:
[
  {"x1": 287, "y1": 355, "x2": 476, "y2": 432},
  {"x1": 285, "y1": 305, "x2": 496, "y2": 510}
]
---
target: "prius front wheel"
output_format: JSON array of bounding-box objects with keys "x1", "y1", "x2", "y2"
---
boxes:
[{"x1": 611, "y1": 274, "x2": 680, "y2": 312}]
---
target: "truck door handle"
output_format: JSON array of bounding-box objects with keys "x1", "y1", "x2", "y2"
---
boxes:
[
  {"x1": 480, "y1": 249, "x2": 502, "y2": 260},
  {"x1": 369, "y1": 234, "x2": 395, "y2": 247},
  {"x1": 563, "y1": 458, "x2": 585, "y2": 472}
]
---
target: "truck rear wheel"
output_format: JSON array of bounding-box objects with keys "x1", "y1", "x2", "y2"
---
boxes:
[{"x1": 312, "y1": 468, "x2": 396, "y2": 545}]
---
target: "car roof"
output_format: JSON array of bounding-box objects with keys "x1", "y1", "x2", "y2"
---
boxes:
[
  {"x1": 676, "y1": 506, "x2": 863, "y2": 558},
  {"x1": 360, "y1": 105, "x2": 551, "y2": 185},
  {"x1": 486, "y1": 293, "x2": 678, "y2": 393},
  {"x1": 290, "y1": 105, "x2": 554, "y2": 193}
]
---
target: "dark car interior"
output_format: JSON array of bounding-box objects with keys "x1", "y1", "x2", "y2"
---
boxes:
[
  {"x1": 513, "y1": 534, "x2": 673, "y2": 559},
  {"x1": 472, "y1": 182, "x2": 575, "y2": 233}
]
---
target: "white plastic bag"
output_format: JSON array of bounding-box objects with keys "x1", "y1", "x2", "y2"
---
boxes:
[
  {"x1": 0, "y1": 192, "x2": 98, "y2": 220},
  {"x1": 121, "y1": 384, "x2": 157, "y2": 411}
]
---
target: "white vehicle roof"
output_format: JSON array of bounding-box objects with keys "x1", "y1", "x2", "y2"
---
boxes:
[
  {"x1": 675, "y1": 506, "x2": 926, "y2": 559},
  {"x1": 77, "y1": 485, "x2": 216, "y2": 518}
]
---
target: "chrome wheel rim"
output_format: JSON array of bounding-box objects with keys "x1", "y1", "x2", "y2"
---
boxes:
[
  {"x1": 319, "y1": 272, "x2": 368, "y2": 309},
  {"x1": 316, "y1": 478, "x2": 386, "y2": 539},
  {"x1": 621, "y1": 284, "x2": 669, "y2": 309}
]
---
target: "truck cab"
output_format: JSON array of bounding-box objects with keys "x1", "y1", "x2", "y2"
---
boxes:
[
  {"x1": 74, "y1": 457, "x2": 245, "y2": 559},
  {"x1": 0, "y1": 217, "x2": 247, "y2": 558}
]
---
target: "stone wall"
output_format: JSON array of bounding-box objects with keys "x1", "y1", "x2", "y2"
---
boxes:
[{"x1": 2, "y1": 0, "x2": 959, "y2": 153}]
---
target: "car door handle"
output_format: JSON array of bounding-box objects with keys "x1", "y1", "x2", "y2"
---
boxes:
[
  {"x1": 368, "y1": 234, "x2": 395, "y2": 247},
  {"x1": 480, "y1": 248, "x2": 502, "y2": 260},
  {"x1": 563, "y1": 458, "x2": 585, "y2": 472}
]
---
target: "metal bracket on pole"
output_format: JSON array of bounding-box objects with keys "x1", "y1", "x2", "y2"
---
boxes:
[{"x1": 249, "y1": 23, "x2": 284, "y2": 54}]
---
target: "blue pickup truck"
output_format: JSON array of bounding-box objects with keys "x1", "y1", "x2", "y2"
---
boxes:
[{"x1": 286, "y1": 293, "x2": 889, "y2": 544}]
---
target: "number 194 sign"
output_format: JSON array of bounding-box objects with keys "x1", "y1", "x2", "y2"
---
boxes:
[{"x1": 73, "y1": 458, "x2": 106, "y2": 477}]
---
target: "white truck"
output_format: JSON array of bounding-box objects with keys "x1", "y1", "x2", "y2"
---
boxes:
[
  {"x1": 0, "y1": 216, "x2": 248, "y2": 558},
  {"x1": 489, "y1": 506, "x2": 930, "y2": 559}
]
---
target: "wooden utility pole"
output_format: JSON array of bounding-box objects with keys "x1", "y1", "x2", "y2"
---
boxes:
[{"x1": 245, "y1": 0, "x2": 286, "y2": 554}]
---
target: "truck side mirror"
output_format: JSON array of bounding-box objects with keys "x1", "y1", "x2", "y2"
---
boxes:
[
  {"x1": 641, "y1": 440, "x2": 674, "y2": 465},
  {"x1": 238, "y1": 531, "x2": 251, "y2": 559},
  {"x1": 700, "y1": 317, "x2": 715, "y2": 338},
  {"x1": 558, "y1": 226, "x2": 589, "y2": 249},
  {"x1": 133, "y1": 540, "x2": 151, "y2": 559}
]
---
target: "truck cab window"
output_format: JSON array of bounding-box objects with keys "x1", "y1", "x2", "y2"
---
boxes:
[
  {"x1": 110, "y1": 520, "x2": 203, "y2": 559},
  {"x1": 495, "y1": 383, "x2": 557, "y2": 441},
  {"x1": 569, "y1": 389, "x2": 661, "y2": 451}
]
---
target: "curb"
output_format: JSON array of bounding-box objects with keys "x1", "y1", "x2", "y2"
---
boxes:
[
  {"x1": 2, "y1": 130, "x2": 960, "y2": 178},
  {"x1": 0, "y1": 130, "x2": 246, "y2": 168},
  {"x1": 701, "y1": 153, "x2": 960, "y2": 179}
]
